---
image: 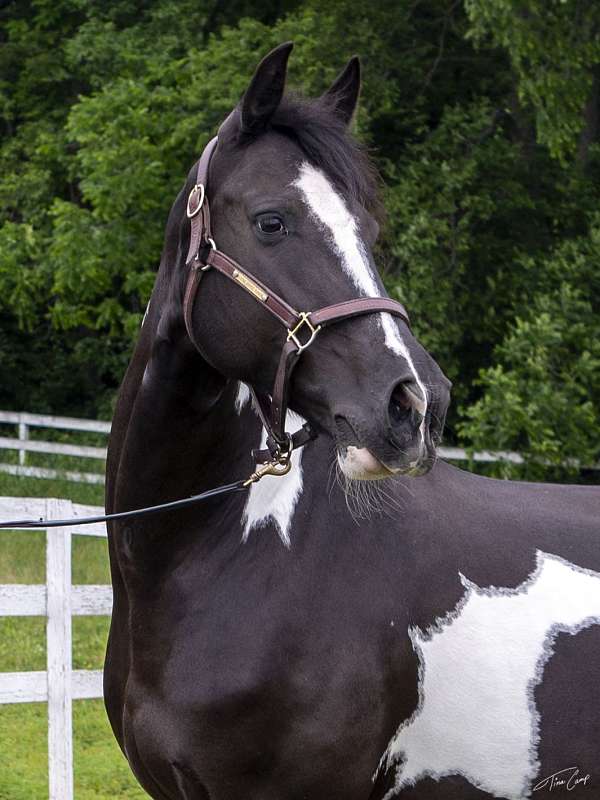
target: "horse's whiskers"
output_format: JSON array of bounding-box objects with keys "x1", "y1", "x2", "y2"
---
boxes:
[{"x1": 331, "y1": 458, "x2": 408, "y2": 522}]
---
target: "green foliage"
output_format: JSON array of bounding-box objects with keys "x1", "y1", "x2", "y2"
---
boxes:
[
  {"x1": 383, "y1": 100, "x2": 526, "y2": 396},
  {"x1": 465, "y1": 0, "x2": 600, "y2": 163},
  {"x1": 459, "y1": 214, "x2": 600, "y2": 478},
  {"x1": 0, "y1": 222, "x2": 41, "y2": 328},
  {"x1": 0, "y1": 0, "x2": 599, "y2": 480}
]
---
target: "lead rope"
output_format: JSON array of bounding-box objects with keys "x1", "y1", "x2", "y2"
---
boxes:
[{"x1": 0, "y1": 451, "x2": 294, "y2": 530}]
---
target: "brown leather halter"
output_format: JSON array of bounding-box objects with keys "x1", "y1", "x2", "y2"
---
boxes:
[
  {"x1": 0, "y1": 133, "x2": 415, "y2": 530},
  {"x1": 183, "y1": 134, "x2": 411, "y2": 478}
]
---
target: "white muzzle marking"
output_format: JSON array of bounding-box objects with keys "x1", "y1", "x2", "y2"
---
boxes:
[{"x1": 337, "y1": 446, "x2": 396, "y2": 481}]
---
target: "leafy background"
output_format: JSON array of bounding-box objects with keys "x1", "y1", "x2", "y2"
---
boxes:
[{"x1": 1, "y1": 0, "x2": 599, "y2": 481}]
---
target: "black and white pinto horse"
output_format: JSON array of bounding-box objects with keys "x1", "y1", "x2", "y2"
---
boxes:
[{"x1": 105, "y1": 43, "x2": 600, "y2": 800}]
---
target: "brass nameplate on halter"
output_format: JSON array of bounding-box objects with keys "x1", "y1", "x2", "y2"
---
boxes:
[{"x1": 232, "y1": 269, "x2": 268, "y2": 302}]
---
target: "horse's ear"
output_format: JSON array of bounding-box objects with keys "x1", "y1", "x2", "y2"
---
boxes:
[
  {"x1": 322, "y1": 56, "x2": 361, "y2": 126},
  {"x1": 240, "y1": 42, "x2": 293, "y2": 135}
]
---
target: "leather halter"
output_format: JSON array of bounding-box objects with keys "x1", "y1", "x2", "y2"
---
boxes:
[{"x1": 182, "y1": 134, "x2": 411, "y2": 474}]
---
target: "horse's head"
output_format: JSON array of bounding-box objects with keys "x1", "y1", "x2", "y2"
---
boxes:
[{"x1": 177, "y1": 43, "x2": 451, "y2": 479}]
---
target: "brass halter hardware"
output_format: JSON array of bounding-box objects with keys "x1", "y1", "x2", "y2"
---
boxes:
[
  {"x1": 243, "y1": 435, "x2": 293, "y2": 486},
  {"x1": 286, "y1": 312, "x2": 321, "y2": 354},
  {"x1": 232, "y1": 269, "x2": 268, "y2": 302},
  {"x1": 243, "y1": 457, "x2": 293, "y2": 487}
]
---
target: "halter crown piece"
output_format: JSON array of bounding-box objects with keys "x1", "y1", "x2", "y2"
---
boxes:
[{"x1": 182, "y1": 131, "x2": 412, "y2": 482}]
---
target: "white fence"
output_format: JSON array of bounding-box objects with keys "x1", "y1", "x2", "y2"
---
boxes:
[
  {"x1": 0, "y1": 496, "x2": 111, "y2": 800},
  {"x1": 0, "y1": 410, "x2": 597, "y2": 487},
  {"x1": 0, "y1": 409, "x2": 549, "y2": 489},
  {"x1": 0, "y1": 411, "x2": 109, "y2": 485}
]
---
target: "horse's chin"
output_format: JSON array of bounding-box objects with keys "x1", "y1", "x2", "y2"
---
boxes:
[
  {"x1": 337, "y1": 446, "x2": 398, "y2": 481},
  {"x1": 337, "y1": 445, "x2": 432, "y2": 480}
]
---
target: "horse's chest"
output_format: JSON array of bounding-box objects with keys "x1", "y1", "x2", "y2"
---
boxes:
[{"x1": 124, "y1": 646, "x2": 390, "y2": 800}]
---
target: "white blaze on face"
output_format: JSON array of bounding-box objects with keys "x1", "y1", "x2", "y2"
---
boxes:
[
  {"x1": 292, "y1": 163, "x2": 428, "y2": 433},
  {"x1": 380, "y1": 552, "x2": 600, "y2": 800}
]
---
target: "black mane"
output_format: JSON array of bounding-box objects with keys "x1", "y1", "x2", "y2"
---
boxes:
[{"x1": 268, "y1": 92, "x2": 383, "y2": 218}]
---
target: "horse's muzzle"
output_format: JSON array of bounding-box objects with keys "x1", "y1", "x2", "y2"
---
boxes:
[{"x1": 334, "y1": 375, "x2": 450, "y2": 480}]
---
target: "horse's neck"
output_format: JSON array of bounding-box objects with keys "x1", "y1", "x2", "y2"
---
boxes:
[{"x1": 107, "y1": 304, "x2": 248, "y2": 525}]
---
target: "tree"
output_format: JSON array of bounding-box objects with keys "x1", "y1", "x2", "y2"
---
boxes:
[
  {"x1": 0, "y1": 0, "x2": 598, "y2": 482},
  {"x1": 465, "y1": 0, "x2": 600, "y2": 165}
]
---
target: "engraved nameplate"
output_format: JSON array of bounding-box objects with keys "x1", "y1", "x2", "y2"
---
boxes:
[{"x1": 232, "y1": 269, "x2": 268, "y2": 302}]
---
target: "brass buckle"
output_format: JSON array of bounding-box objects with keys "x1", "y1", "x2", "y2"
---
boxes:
[
  {"x1": 287, "y1": 312, "x2": 321, "y2": 353},
  {"x1": 186, "y1": 184, "x2": 205, "y2": 218}
]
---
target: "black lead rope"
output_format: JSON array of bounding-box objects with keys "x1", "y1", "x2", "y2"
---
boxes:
[
  {"x1": 0, "y1": 449, "x2": 296, "y2": 530},
  {"x1": 0, "y1": 480, "x2": 249, "y2": 530}
]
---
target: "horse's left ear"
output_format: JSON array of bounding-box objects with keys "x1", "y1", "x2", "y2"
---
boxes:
[
  {"x1": 240, "y1": 42, "x2": 293, "y2": 135},
  {"x1": 322, "y1": 56, "x2": 361, "y2": 126}
]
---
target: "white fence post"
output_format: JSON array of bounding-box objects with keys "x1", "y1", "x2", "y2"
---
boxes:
[
  {"x1": 18, "y1": 419, "x2": 28, "y2": 466},
  {"x1": 0, "y1": 496, "x2": 109, "y2": 796},
  {"x1": 46, "y1": 498, "x2": 73, "y2": 800}
]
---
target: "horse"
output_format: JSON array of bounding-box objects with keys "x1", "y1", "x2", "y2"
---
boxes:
[{"x1": 105, "y1": 42, "x2": 600, "y2": 800}]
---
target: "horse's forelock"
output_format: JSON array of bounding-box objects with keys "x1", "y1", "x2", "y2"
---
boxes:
[
  {"x1": 225, "y1": 92, "x2": 383, "y2": 221},
  {"x1": 273, "y1": 94, "x2": 383, "y2": 219}
]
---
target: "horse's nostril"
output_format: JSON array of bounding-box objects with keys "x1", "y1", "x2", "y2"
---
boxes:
[{"x1": 389, "y1": 384, "x2": 413, "y2": 426}]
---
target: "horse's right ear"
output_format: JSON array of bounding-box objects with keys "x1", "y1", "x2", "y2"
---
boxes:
[
  {"x1": 322, "y1": 56, "x2": 361, "y2": 126},
  {"x1": 240, "y1": 42, "x2": 293, "y2": 135}
]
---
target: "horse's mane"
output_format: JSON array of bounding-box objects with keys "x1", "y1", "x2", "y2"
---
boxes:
[{"x1": 269, "y1": 92, "x2": 384, "y2": 220}]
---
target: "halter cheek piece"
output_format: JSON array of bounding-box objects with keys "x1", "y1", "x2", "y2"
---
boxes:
[{"x1": 183, "y1": 135, "x2": 411, "y2": 481}]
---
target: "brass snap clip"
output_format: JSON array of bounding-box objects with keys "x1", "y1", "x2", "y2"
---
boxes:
[
  {"x1": 243, "y1": 458, "x2": 292, "y2": 486},
  {"x1": 243, "y1": 437, "x2": 293, "y2": 486},
  {"x1": 287, "y1": 312, "x2": 321, "y2": 353}
]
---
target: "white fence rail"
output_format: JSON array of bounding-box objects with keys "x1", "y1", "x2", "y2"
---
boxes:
[
  {"x1": 0, "y1": 410, "x2": 597, "y2": 486},
  {"x1": 0, "y1": 496, "x2": 110, "y2": 800},
  {"x1": 0, "y1": 410, "x2": 531, "y2": 488},
  {"x1": 0, "y1": 411, "x2": 109, "y2": 484}
]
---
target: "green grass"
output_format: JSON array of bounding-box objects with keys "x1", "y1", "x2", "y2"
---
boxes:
[
  {"x1": 0, "y1": 472, "x2": 146, "y2": 799},
  {"x1": 0, "y1": 701, "x2": 145, "y2": 800}
]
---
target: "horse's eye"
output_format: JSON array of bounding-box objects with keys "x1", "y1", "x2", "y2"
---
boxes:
[{"x1": 256, "y1": 215, "x2": 287, "y2": 236}]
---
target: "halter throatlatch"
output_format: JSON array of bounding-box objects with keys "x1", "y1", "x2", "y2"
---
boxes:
[{"x1": 182, "y1": 133, "x2": 412, "y2": 478}]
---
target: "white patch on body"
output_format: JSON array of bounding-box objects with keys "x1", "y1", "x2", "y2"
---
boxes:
[
  {"x1": 293, "y1": 163, "x2": 427, "y2": 436},
  {"x1": 241, "y1": 410, "x2": 306, "y2": 548},
  {"x1": 235, "y1": 382, "x2": 250, "y2": 414},
  {"x1": 381, "y1": 551, "x2": 600, "y2": 800}
]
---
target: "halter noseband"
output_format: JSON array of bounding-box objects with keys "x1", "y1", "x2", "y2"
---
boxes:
[{"x1": 182, "y1": 134, "x2": 411, "y2": 478}]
